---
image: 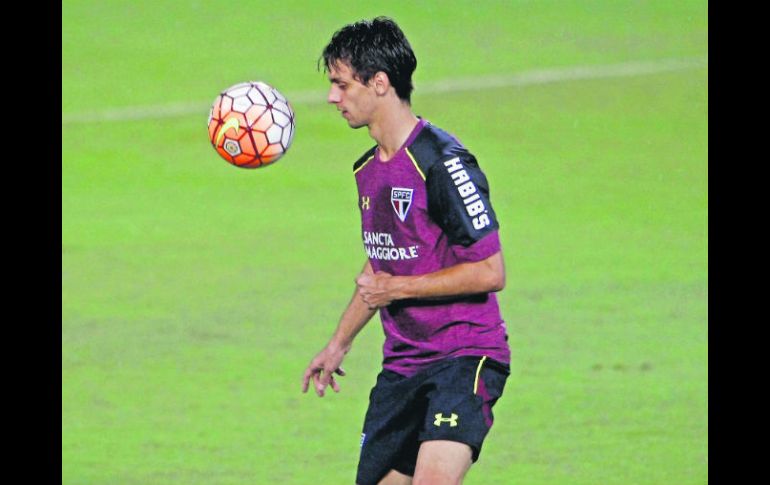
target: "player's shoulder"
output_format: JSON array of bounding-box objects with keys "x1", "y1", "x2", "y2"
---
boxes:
[
  {"x1": 353, "y1": 145, "x2": 377, "y2": 172},
  {"x1": 407, "y1": 121, "x2": 475, "y2": 175}
]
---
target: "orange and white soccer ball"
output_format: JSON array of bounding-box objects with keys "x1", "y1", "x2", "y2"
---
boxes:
[{"x1": 207, "y1": 81, "x2": 295, "y2": 168}]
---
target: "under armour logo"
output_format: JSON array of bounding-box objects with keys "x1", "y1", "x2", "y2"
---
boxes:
[
  {"x1": 361, "y1": 196, "x2": 371, "y2": 210},
  {"x1": 434, "y1": 413, "x2": 459, "y2": 427}
]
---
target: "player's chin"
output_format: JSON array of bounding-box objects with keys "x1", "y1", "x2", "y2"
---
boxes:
[{"x1": 347, "y1": 119, "x2": 366, "y2": 129}]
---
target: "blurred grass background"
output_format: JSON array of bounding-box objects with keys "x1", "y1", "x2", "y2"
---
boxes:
[{"x1": 62, "y1": 1, "x2": 707, "y2": 483}]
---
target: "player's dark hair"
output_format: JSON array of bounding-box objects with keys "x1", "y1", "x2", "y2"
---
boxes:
[{"x1": 320, "y1": 16, "x2": 417, "y2": 103}]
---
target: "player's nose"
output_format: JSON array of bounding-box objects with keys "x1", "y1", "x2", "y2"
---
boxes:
[{"x1": 327, "y1": 86, "x2": 341, "y2": 104}]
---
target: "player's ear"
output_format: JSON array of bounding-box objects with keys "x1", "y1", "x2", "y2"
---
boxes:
[{"x1": 372, "y1": 71, "x2": 390, "y2": 96}]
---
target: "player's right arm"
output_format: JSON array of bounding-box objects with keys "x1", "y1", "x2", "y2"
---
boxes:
[{"x1": 301, "y1": 260, "x2": 377, "y2": 397}]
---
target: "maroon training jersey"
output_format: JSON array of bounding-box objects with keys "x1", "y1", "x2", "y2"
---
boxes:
[{"x1": 353, "y1": 118, "x2": 510, "y2": 377}]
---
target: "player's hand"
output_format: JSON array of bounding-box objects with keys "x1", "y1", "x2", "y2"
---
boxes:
[
  {"x1": 356, "y1": 271, "x2": 399, "y2": 309},
  {"x1": 301, "y1": 344, "x2": 347, "y2": 397}
]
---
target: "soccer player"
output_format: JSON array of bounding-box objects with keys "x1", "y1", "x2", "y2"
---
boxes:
[{"x1": 301, "y1": 17, "x2": 511, "y2": 485}]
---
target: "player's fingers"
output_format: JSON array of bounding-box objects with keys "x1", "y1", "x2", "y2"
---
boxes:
[
  {"x1": 330, "y1": 375, "x2": 341, "y2": 393},
  {"x1": 335, "y1": 367, "x2": 346, "y2": 376},
  {"x1": 301, "y1": 367, "x2": 314, "y2": 393},
  {"x1": 364, "y1": 297, "x2": 378, "y2": 310},
  {"x1": 313, "y1": 372, "x2": 325, "y2": 397},
  {"x1": 302, "y1": 364, "x2": 321, "y2": 393},
  {"x1": 319, "y1": 367, "x2": 338, "y2": 395},
  {"x1": 320, "y1": 367, "x2": 337, "y2": 386}
]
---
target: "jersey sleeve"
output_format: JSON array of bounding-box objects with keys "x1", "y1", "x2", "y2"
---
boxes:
[
  {"x1": 425, "y1": 153, "x2": 500, "y2": 251},
  {"x1": 451, "y1": 229, "x2": 501, "y2": 262}
]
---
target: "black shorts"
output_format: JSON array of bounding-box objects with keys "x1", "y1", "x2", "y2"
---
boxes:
[{"x1": 356, "y1": 355, "x2": 510, "y2": 485}]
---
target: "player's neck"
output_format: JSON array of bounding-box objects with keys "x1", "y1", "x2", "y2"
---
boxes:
[{"x1": 369, "y1": 104, "x2": 419, "y2": 162}]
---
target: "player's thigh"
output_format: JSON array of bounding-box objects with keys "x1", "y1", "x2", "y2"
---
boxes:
[
  {"x1": 376, "y1": 469, "x2": 412, "y2": 485},
  {"x1": 413, "y1": 439, "x2": 473, "y2": 485}
]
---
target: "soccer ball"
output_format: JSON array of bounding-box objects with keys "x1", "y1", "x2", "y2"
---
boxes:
[{"x1": 207, "y1": 81, "x2": 295, "y2": 168}]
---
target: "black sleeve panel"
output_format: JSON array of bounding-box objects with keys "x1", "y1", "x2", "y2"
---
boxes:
[{"x1": 425, "y1": 153, "x2": 499, "y2": 247}]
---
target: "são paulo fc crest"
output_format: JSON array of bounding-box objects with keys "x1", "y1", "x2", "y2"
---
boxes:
[{"x1": 390, "y1": 187, "x2": 414, "y2": 222}]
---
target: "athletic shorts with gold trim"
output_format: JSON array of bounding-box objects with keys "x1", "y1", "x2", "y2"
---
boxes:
[{"x1": 356, "y1": 355, "x2": 510, "y2": 485}]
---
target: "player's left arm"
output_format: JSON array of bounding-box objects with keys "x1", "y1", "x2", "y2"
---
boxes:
[
  {"x1": 356, "y1": 250, "x2": 504, "y2": 308},
  {"x1": 357, "y1": 151, "x2": 505, "y2": 309}
]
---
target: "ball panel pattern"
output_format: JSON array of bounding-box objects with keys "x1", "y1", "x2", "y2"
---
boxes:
[{"x1": 207, "y1": 81, "x2": 295, "y2": 169}]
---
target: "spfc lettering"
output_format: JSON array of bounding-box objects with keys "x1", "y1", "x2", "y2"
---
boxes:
[{"x1": 390, "y1": 187, "x2": 414, "y2": 222}]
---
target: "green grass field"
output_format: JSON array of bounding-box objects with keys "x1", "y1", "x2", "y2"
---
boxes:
[{"x1": 62, "y1": 1, "x2": 708, "y2": 483}]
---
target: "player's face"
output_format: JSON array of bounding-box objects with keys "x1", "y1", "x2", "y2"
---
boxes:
[{"x1": 327, "y1": 61, "x2": 376, "y2": 129}]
